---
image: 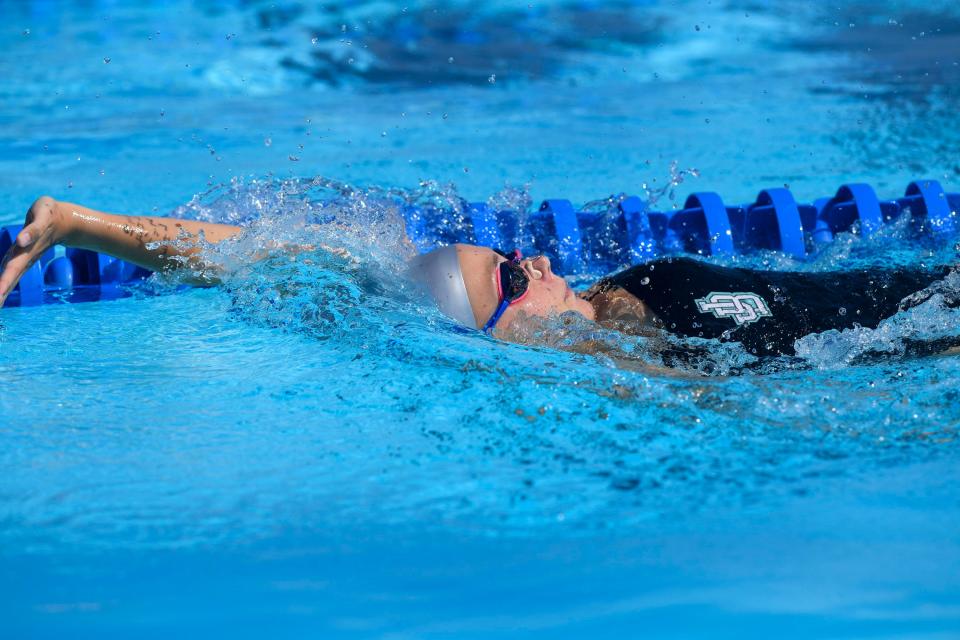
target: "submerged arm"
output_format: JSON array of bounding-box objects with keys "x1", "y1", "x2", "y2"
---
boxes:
[{"x1": 0, "y1": 196, "x2": 244, "y2": 306}]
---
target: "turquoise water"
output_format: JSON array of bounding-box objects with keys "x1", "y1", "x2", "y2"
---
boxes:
[{"x1": 2, "y1": 1, "x2": 960, "y2": 638}]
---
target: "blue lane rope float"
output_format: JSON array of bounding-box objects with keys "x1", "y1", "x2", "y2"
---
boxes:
[{"x1": 2, "y1": 179, "x2": 958, "y2": 308}]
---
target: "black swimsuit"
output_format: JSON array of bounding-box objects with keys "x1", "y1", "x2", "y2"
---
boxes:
[{"x1": 597, "y1": 258, "x2": 953, "y2": 357}]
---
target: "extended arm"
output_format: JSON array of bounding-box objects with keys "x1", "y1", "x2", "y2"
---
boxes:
[{"x1": 0, "y1": 196, "x2": 244, "y2": 306}]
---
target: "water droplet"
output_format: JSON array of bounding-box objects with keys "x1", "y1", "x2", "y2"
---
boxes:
[
  {"x1": 348, "y1": 58, "x2": 354, "y2": 64},
  {"x1": 640, "y1": 276, "x2": 650, "y2": 285},
  {"x1": 23, "y1": 29, "x2": 30, "y2": 36},
  {"x1": 704, "y1": 118, "x2": 710, "y2": 123},
  {"x1": 448, "y1": 56, "x2": 454, "y2": 63},
  {"x1": 341, "y1": 24, "x2": 347, "y2": 32},
  {"x1": 311, "y1": 37, "x2": 318, "y2": 45},
  {"x1": 442, "y1": 113, "x2": 448, "y2": 120},
  {"x1": 695, "y1": 24, "x2": 701, "y2": 31},
  {"x1": 264, "y1": 138, "x2": 272, "y2": 147},
  {"x1": 103, "y1": 57, "x2": 111, "y2": 64},
  {"x1": 838, "y1": 307, "x2": 847, "y2": 316},
  {"x1": 463, "y1": 167, "x2": 470, "y2": 173},
  {"x1": 159, "y1": 110, "x2": 165, "y2": 117},
  {"x1": 487, "y1": 74, "x2": 496, "y2": 84},
  {"x1": 288, "y1": 155, "x2": 300, "y2": 161},
  {"x1": 381, "y1": 131, "x2": 387, "y2": 137}
]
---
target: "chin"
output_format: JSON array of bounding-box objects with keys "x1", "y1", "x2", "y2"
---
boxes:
[{"x1": 575, "y1": 299, "x2": 597, "y2": 321}]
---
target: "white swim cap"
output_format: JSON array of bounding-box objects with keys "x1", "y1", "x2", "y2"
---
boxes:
[{"x1": 407, "y1": 245, "x2": 478, "y2": 328}]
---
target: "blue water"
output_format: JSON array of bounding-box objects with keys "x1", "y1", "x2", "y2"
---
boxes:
[{"x1": 2, "y1": 1, "x2": 960, "y2": 638}]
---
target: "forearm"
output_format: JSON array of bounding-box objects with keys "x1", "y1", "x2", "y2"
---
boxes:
[{"x1": 59, "y1": 200, "x2": 244, "y2": 278}]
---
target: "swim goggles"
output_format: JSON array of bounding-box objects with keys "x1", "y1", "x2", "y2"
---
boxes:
[{"x1": 482, "y1": 248, "x2": 531, "y2": 333}]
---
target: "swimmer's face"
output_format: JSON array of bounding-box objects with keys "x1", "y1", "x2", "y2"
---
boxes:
[{"x1": 456, "y1": 244, "x2": 596, "y2": 334}]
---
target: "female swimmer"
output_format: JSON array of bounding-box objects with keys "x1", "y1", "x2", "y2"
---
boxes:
[{"x1": 1, "y1": 196, "x2": 955, "y2": 358}]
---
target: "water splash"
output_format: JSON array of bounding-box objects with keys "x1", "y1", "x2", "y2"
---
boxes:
[
  {"x1": 504, "y1": 308, "x2": 758, "y2": 377},
  {"x1": 151, "y1": 173, "x2": 960, "y2": 378},
  {"x1": 795, "y1": 270, "x2": 960, "y2": 369}
]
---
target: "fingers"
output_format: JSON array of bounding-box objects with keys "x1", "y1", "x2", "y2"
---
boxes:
[
  {"x1": 0, "y1": 235, "x2": 44, "y2": 306},
  {"x1": 16, "y1": 216, "x2": 47, "y2": 248},
  {"x1": 0, "y1": 196, "x2": 58, "y2": 308},
  {"x1": 16, "y1": 226, "x2": 34, "y2": 248},
  {"x1": 0, "y1": 246, "x2": 31, "y2": 305},
  {"x1": 17, "y1": 196, "x2": 56, "y2": 249}
]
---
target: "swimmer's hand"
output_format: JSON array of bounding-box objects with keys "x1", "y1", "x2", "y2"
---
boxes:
[{"x1": 0, "y1": 196, "x2": 71, "y2": 307}]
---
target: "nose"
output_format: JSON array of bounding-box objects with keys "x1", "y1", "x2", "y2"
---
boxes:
[{"x1": 524, "y1": 255, "x2": 552, "y2": 279}]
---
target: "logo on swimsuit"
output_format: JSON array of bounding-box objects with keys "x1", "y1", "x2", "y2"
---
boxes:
[{"x1": 695, "y1": 291, "x2": 772, "y2": 325}]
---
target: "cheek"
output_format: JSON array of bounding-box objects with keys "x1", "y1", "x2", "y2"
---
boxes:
[{"x1": 518, "y1": 282, "x2": 566, "y2": 313}]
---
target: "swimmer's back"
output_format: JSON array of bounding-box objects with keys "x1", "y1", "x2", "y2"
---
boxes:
[{"x1": 600, "y1": 257, "x2": 952, "y2": 356}]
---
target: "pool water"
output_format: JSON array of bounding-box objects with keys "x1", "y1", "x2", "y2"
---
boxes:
[{"x1": 2, "y1": 1, "x2": 960, "y2": 638}]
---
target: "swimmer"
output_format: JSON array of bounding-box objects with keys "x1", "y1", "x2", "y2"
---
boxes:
[{"x1": 2, "y1": 196, "x2": 956, "y2": 358}]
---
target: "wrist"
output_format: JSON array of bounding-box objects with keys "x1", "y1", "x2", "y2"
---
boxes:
[
  {"x1": 50, "y1": 198, "x2": 73, "y2": 245},
  {"x1": 53, "y1": 199, "x2": 94, "y2": 248}
]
